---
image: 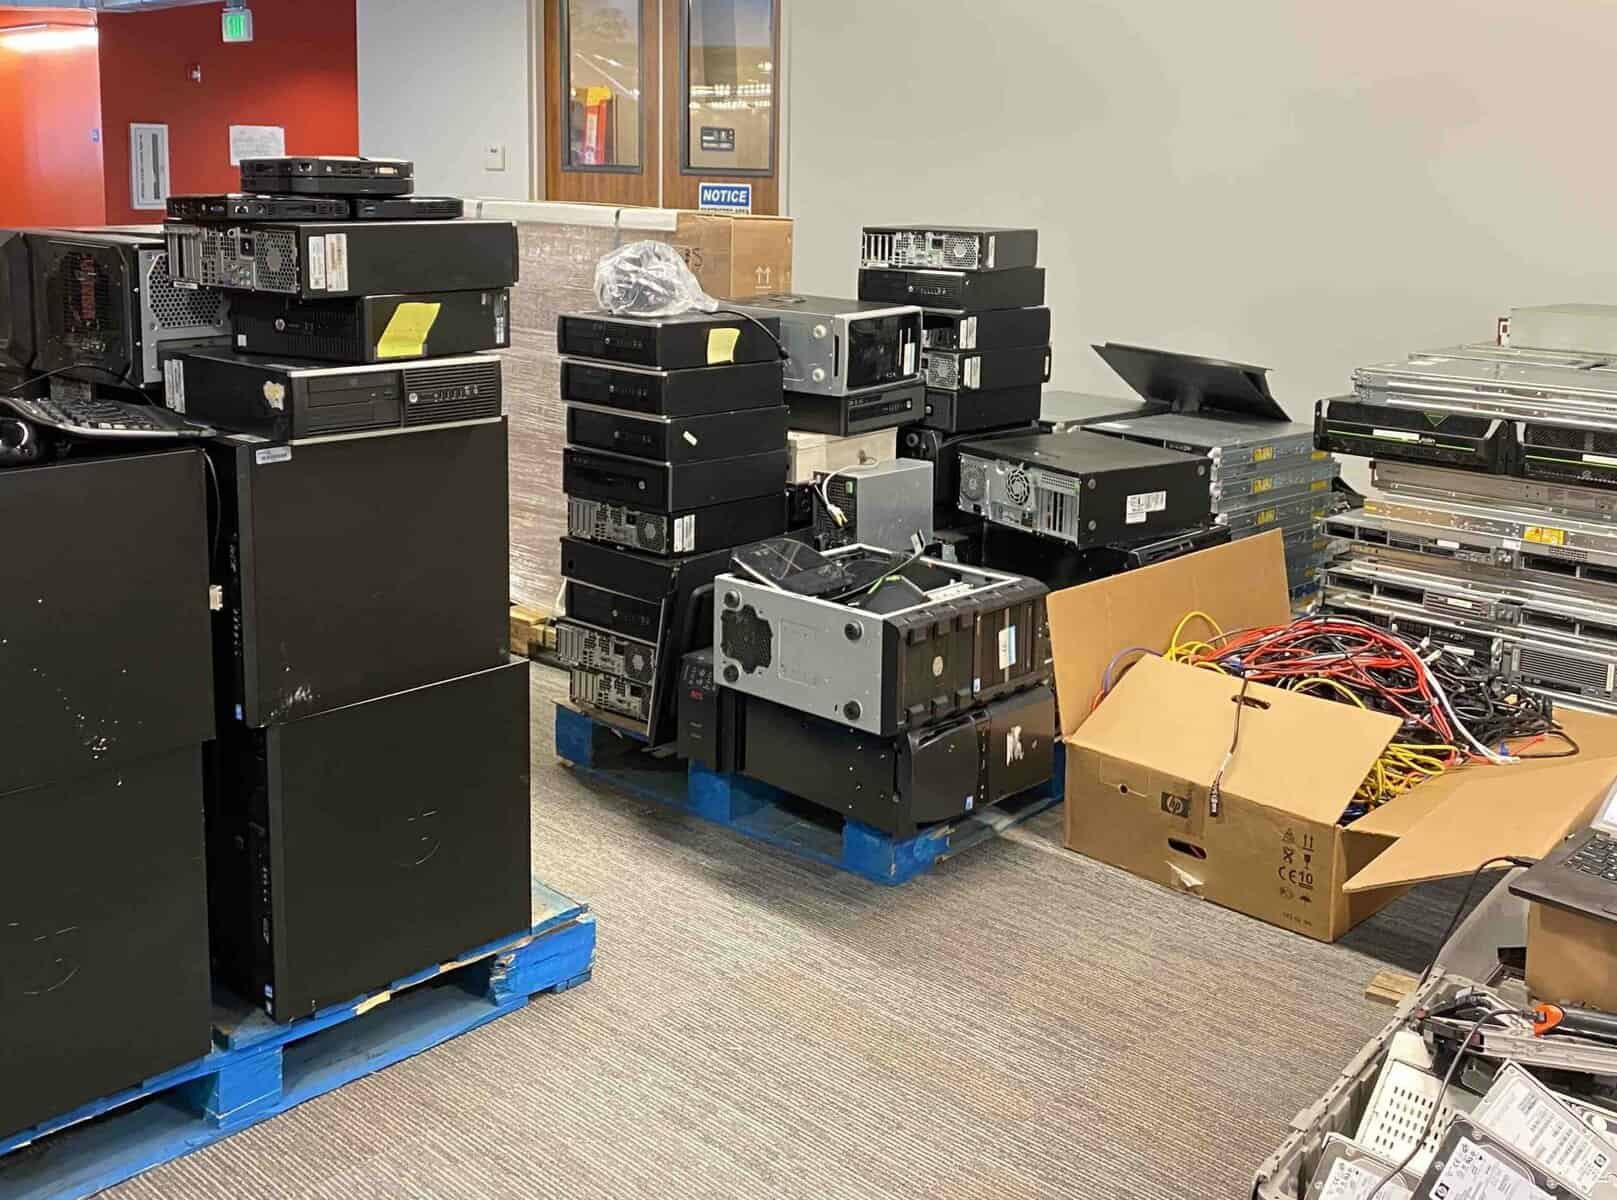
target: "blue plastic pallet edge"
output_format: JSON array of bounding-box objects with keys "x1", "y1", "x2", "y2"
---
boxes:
[
  {"x1": 0, "y1": 881, "x2": 596, "y2": 1200},
  {"x1": 556, "y1": 703, "x2": 1064, "y2": 886}
]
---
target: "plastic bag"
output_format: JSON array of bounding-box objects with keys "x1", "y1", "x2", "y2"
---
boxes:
[{"x1": 593, "y1": 240, "x2": 719, "y2": 318}]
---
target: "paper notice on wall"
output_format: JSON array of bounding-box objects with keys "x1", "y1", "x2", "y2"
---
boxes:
[
  {"x1": 229, "y1": 125, "x2": 286, "y2": 166},
  {"x1": 130, "y1": 123, "x2": 170, "y2": 210}
]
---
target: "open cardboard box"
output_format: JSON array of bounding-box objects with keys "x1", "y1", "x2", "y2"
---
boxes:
[{"x1": 1051, "y1": 530, "x2": 1617, "y2": 942}]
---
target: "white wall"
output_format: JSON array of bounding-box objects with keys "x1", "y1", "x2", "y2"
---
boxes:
[
  {"x1": 785, "y1": 0, "x2": 1617, "y2": 426},
  {"x1": 357, "y1": 0, "x2": 535, "y2": 201}
]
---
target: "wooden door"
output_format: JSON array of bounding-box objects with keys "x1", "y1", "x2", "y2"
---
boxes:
[
  {"x1": 659, "y1": 0, "x2": 780, "y2": 213},
  {"x1": 543, "y1": 0, "x2": 661, "y2": 206}
]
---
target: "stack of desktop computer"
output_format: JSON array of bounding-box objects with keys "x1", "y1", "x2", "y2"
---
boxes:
[
  {"x1": 0, "y1": 221, "x2": 230, "y2": 1140},
  {"x1": 856, "y1": 225, "x2": 1050, "y2": 535},
  {"x1": 554, "y1": 309, "x2": 791, "y2": 745},
  {"x1": 161, "y1": 156, "x2": 532, "y2": 1022}
]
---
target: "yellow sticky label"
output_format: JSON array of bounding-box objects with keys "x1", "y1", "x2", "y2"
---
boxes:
[
  {"x1": 1252, "y1": 477, "x2": 1274, "y2": 494},
  {"x1": 1256, "y1": 508, "x2": 1277, "y2": 525},
  {"x1": 1310, "y1": 479, "x2": 1329, "y2": 492},
  {"x1": 376, "y1": 301, "x2": 442, "y2": 359},
  {"x1": 707, "y1": 327, "x2": 740, "y2": 364},
  {"x1": 1525, "y1": 526, "x2": 1568, "y2": 546},
  {"x1": 1252, "y1": 445, "x2": 1275, "y2": 464}
]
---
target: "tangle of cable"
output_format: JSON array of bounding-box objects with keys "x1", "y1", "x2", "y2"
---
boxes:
[{"x1": 1096, "y1": 610, "x2": 1573, "y2": 814}]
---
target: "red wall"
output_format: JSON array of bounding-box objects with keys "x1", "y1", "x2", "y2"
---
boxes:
[
  {"x1": 0, "y1": 7, "x2": 105, "y2": 226},
  {"x1": 98, "y1": 0, "x2": 358, "y2": 225}
]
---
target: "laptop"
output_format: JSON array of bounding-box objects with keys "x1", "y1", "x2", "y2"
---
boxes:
[{"x1": 1511, "y1": 777, "x2": 1617, "y2": 918}]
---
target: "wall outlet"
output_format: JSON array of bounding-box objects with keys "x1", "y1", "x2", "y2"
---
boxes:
[{"x1": 484, "y1": 143, "x2": 507, "y2": 172}]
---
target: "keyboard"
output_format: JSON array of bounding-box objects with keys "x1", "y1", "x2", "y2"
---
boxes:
[
  {"x1": 1568, "y1": 831, "x2": 1617, "y2": 880},
  {"x1": 0, "y1": 391, "x2": 214, "y2": 440}
]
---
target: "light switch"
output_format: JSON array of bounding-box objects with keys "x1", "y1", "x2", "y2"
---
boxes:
[{"x1": 484, "y1": 144, "x2": 507, "y2": 172}]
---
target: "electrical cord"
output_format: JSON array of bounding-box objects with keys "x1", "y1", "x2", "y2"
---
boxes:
[
  {"x1": 1109, "y1": 611, "x2": 1570, "y2": 811},
  {"x1": 1414, "y1": 855, "x2": 1537, "y2": 993},
  {"x1": 815, "y1": 468, "x2": 850, "y2": 529},
  {"x1": 712, "y1": 309, "x2": 790, "y2": 362},
  {"x1": 200, "y1": 450, "x2": 222, "y2": 574}
]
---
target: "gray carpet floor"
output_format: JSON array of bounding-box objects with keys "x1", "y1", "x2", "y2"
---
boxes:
[{"x1": 103, "y1": 668, "x2": 1446, "y2": 1200}]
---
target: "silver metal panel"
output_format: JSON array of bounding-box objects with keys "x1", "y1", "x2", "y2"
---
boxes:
[
  {"x1": 1211, "y1": 457, "x2": 1338, "y2": 511},
  {"x1": 1374, "y1": 459, "x2": 1617, "y2": 523},
  {"x1": 1366, "y1": 493, "x2": 1617, "y2": 559},
  {"x1": 1086, "y1": 410, "x2": 1317, "y2": 472},
  {"x1": 1355, "y1": 351, "x2": 1617, "y2": 431},
  {"x1": 730, "y1": 295, "x2": 921, "y2": 397},
  {"x1": 712, "y1": 546, "x2": 1028, "y2": 736},
  {"x1": 817, "y1": 459, "x2": 934, "y2": 553},
  {"x1": 137, "y1": 247, "x2": 229, "y2": 386}
]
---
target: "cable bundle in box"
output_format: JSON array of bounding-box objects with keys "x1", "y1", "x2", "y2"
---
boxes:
[{"x1": 1097, "y1": 611, "x2": 1573, "y2": 816}]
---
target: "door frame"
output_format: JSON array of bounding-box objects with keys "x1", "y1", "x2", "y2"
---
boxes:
[
  {"x1": 660, "y1": 0, "x2": 781, "y2": 213},
  {"x1": 542, "y1": 0, "x2": 662, "y2": 207}
]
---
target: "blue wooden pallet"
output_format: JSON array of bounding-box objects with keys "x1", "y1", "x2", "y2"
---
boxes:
[
  {"x1": 557, "y1": 704, "x2": 1064, "y2": 885},
  {"x1": 0, "y1": 882, "x2": 596, "y2": 1200}
]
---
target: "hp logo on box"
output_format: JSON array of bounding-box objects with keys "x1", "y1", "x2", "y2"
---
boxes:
[{"x1": 698, "y1": 183, "x2": 753, "y2": 214}]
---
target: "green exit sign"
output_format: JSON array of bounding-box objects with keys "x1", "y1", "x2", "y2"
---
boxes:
[{"x1": 221, "y1": 9, "x2": 254, "y2": 43}]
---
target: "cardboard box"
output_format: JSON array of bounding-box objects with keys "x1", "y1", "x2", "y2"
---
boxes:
[
  {"x1": 1052, "y1": 531, "x2": 1617, "y2": 941},
  {"x1": 1528, "y1": 902, "x2": 1617, "y2": 1011},
  {"x1": 472, "y1": 200, "x2": 792, "y2": 302},
  {"x1": 668, "y1": 211, "x2": 793, "y2": 300}
]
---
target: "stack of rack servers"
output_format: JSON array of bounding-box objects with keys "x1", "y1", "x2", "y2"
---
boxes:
[
  {"x1": 854, "y1": 225, "x2": 1050, "y2": 543},
  {"x1": 1083, "y1": 342, "x2": 1341, "y2": 598},
  {"x1": 159, "y1": 156, "x2": 533, "y2": 1023},
  {"x1": 1316, "y1": 304, "x2": 1617, "y2": 715},
  {"x1": 555, "y1": 309, "x2": 791, "y2": 745}
]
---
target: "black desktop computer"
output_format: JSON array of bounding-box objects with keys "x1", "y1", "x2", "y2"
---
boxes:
[
  {"x1": 209, "y1": 419, "x2": 511, "y2": 727},
  {"x1": 206, "y1": 659, "x2": 533, "y2": 1022}
]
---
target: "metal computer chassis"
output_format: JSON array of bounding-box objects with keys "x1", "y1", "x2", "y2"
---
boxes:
[
  {"x1": 713, "y1": 545, "x2": 1050, "y2": 737},
  {"x1": 1366, "y1": 492, "x2": 1617, "y2": 562},
  {"x1": 1324, "y1": 507, "x2": 1617, "y2": 589},
  {"x1": 1375, "y1": 459, "x2": 1617, "y2": 523},
  {"x1": 1320, "y1": 579, "x2": 1617, "y2": 708}
]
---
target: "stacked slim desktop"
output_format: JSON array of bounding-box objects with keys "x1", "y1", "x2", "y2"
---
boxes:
[
  {"x1": 555, "y1": 309, "x2": 791, "y2": 744},
  {"x1": 161, "y1": 157, "x2": 533, "y2": 1022}
]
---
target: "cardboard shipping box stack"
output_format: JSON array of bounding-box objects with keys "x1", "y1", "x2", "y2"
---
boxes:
[
  {"x1": 1049, "y1": 531, "x2": 1617, "y2": 943},
  {"x1": 468, "y1": 201, "x2": 793, "y2": 610}
]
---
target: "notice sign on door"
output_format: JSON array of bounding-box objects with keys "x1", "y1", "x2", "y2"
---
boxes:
[
  {"x1": 130, "y1": 123, "x2": 170, "y2": 210},
  {"x1": 698, "y1": 182, "x2": 752, "y2": 214},
  {"x1": 700, "y1": 126, "x2": 736, "y2": 153}
]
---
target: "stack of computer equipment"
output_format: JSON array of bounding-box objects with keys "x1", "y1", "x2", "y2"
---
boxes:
[
  {"x1": 555, "y1": 309, "x2": 791, "y2": 745},
  {"x1": 675, "y1": 537, "x2": 1057, "y2": 838},
  {"x1": 1084, "y1": 342, "x2": 1341, "y2": 598},
  {"x1": 0, "y1": 224, "x2": 229, "y2": 438},
  {"x1": 158, "y1": 156, "x2": 531, "y2": 1023},
  {"x1": 1318, "y1": 304, "x2": 1617, "y2": 715},
  {"x1": 855, "y1": 225, "x2": 1051, "y2": 536}
]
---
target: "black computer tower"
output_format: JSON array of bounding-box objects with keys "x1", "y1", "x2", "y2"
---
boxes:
[
  {"x1": 206, "y1": 660, "x2": 533, "y2": 1022},
  {"x1": 0, "y1": 747, "x2": 212, "y2": 1141},
  {"x1": 0, "y1": 449, "x2": 214, "y2": 794},
  {"x1": 0, "y1": 448, "x2": 215, "y2": 1140},
  {"x1": 209, "y1": 421, "x2": 511, "y2": 726}
]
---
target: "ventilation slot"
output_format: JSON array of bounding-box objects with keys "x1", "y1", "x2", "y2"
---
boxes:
[
  {"x1": 943, "y1": 234, "x2": 981, "y2": 268},
  {"x1": 402, "y1": 360, "x2": 503, "y2": 425},
  {"x1": 923, "y1": 352, "x2": 959, "y2": 389},
  {"x1": 1034, "y1": 484, "x2": 1075, "y2": 539},
  {"x1": 146, "y1": 253, "x2": 226, "y2": 329}
]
